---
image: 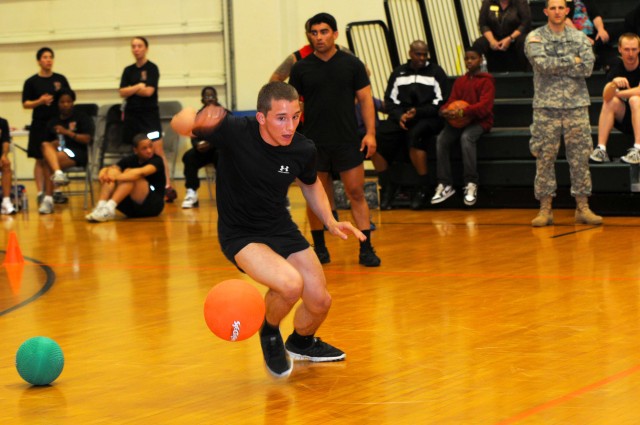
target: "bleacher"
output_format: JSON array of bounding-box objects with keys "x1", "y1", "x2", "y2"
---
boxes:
[{"x1": 346, "y1": 0, "x2": 640, "y2": 215}]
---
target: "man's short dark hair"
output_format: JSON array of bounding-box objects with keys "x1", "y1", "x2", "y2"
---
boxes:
[
  {"x1": 308, "y1": 13, "x2": 338, "y2": 32},
  {"x1": 36, "y1": 47, "x2": 54, "y2": 60},
  {"x1": 545, "y1": 0, "x2": 566, "y2": 7},
  {"x1": 256, "y1": 82, "x2": 299, "y2": 114},
  {"x1": 132, "y1": 36, "x2": 149, "y2": 47},
  {"x1": 132, "y1": 133, "x2": 150, "y2": 147}
]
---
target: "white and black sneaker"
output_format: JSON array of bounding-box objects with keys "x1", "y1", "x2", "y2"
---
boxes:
[
  {"x1": 1, "y1": 201, "x2": 16, "y2": 215},
  {"x1": 589, "y1": 147, "x2": 610, "y2": 163},
  {"x1": 51, "y1": 170, "x2": 70, "y2": 186},
  {"x1": 463, "y1": 182, "x2": 478, "y2": 206},
  {"x1": 621, "y1": 147, "x2": 640, "y2": 164},
  {"x1": 85, "y1": 206, "x2": 116, "y2": 223},
  {"x1": 260, "y1": 328, "x2": 293, "y2": 378},
  {"x1": 181, "y1": 189, "x2": 199, "y2": 209},
  {"x1": 430, "y1": 184, "x2": 455, "y2": 205},
  {"x1": 285, "y1": 335, "x2": 346, "y2": 362}
]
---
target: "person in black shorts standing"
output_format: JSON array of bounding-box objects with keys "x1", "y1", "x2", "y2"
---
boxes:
[
  {"x1": 172, "y1": 81, "x2": 362, "y2": 378},
  {"x1": 119, "y1": 36, "x2": 176, "y2": 202},
  {"x1": 22, "y1": 47, "x2": 71, "y2": 204},
  {"x1": 289, "y1": 12, "x2": 380, "y2": 267},
  {"x1": 85, "y1": 133, "x2": 165, "y2": 223},
  {"x1": 38, "y1": 89, "x2": 94, "y2": 214}
]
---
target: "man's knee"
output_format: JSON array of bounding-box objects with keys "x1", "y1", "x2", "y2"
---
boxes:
[
  {"x1": 277, "y1": 273, "x2": 305, "y2": 305},
  {"x1": 306, "y1": 291, "x2": 332, "y2": 316}
]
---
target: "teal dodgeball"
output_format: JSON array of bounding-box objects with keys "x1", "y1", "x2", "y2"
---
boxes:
[{"x1": 15, "y1": 336, "x2": 64, "y2": 386}]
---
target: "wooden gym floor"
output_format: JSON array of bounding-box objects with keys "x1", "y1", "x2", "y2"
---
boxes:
[{"x1": 1, "y1": 181, "x2": 640, "y2": 424}]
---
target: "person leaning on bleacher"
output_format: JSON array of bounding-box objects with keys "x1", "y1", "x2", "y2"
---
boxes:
[
  {"x1": 472, "y1": 0, "x2": 531, "y2": 72},
  {"x1": 589, "y1": 33, "x2": 640, "y2": 165}
]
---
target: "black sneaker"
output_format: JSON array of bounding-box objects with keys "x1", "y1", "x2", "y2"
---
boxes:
[
  {"x1": 53, "y1": 192, "x2": 69, "y2": 204},
  {"x1": 285, "y1": 336, "x2": 346, "y2": 362},
  {"x1": 314, "y1": 246, "x2": 331, "y2": 264},
  {"x1": 359, "y1": 247, "x2": 381, "y2": 267},
  {"x1": 410, "y1": 186, "x2": 429, "y2": 210},
  {"x1": 260, "y1": 329, "x2": 293, "y2": 378},
  {"x1": 165, "y1": 187, "x2": 177, "y2": 203},
  {"x1": 379, "y1": 183, "x2": 398, "y2": 210}
]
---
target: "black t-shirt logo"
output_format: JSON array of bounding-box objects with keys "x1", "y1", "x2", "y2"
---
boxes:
[{"x1": 141, "y1": 70, "x2": 147, "y2": 82}]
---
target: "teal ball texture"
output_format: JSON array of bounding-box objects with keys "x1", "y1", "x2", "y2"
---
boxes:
[{"x1": 15, "y1": 336, "x2": 64, "y2": 386}]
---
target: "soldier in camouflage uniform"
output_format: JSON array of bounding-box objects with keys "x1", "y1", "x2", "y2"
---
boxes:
[{"x1": 525, "y1": 0, "x2": 603, "y2": 227}]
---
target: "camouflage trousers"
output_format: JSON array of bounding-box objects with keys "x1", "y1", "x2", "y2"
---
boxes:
[{"x1": 529, "y1": 107, "x2": 592, "y2": 200}]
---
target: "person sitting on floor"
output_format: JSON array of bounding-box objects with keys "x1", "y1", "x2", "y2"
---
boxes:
[
  {"x1": 86, "y1": 133, "x2": 165, "y2": 222},
  {"x1": 38, "y1": 88, "x2": 94, "y2": 214}
]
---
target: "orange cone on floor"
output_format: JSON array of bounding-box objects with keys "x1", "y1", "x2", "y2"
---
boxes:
[
  {"x1": 4, "y1": 231, "x2": 24, "y2": 265},
  {"x1": 5, "y1": 263, "x2": 24, "y2": 295}
]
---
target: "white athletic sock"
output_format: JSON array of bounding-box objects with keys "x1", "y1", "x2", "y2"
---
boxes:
[
  {"x1": 96, "y1": 200, "x2": 107, "y2": 209},
  {"x1": 597, "y1": 145, "x2": 607, "y2": 151},
  {"x1": 54, "y1": 170, "x2": 64, "y2": 176},
  {"x1": 106, "y1": 199, "x2": 117, "y2": 211},
  {"x1": 634, "y1": 144, "x2": 640, "y2": 150},
  {"x1": 2, "y1": 196, "x2": 11, "y2": 204}
]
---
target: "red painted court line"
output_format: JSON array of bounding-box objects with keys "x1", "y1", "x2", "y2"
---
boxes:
[
  {"x1": 495, "y1": 363, "x2": 640, "y2": 424},
  {"x1": 23, "y1": 262, "x2": 640, "y2": 283}
]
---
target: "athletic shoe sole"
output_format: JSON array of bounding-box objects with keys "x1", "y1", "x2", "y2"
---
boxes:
[{"x1": 286, "y1": 350, "x2": 346, "y2": 362}]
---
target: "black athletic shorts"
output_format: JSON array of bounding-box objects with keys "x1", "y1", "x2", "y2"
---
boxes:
[
  {"x1": 316, "y1": 143, "x2": 364, "y2": 173},
  {"x1": 117, "y1": 191, "x2": 164, "y2": 218},
  {"x1": 614, "y1": 101, "x2": 633, "y2": 135},
  {"x1": 221, "y1": 229, "x2": 310, "y2": 267},
  {"x1": 122, "y1": 109, "x2": 162, "y2": 145},
  {"x1": 27, "y1": 120, "x2": 49, "y2": 159},
  {"x1": 62, "y1": 147, "x2": 87, "y2": 168}
]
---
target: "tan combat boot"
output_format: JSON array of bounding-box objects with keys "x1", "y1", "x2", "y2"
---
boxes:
[
  {"x1": 531, "y1": 196, "x2": 553, "y2": 227},
  {"x1": 575, "y1": 196, "x2": 603, "y2": 225}
]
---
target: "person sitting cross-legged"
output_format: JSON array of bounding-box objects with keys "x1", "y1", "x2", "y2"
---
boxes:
[{"x1": 86, "y1": 133, "x2": 165, "y2": 223}]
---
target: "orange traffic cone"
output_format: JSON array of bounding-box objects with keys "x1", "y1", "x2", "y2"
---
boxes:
[
  {"x1": 5, "y1": 263, "x2": 24, "y2": 295},
  {"x1": 4, "y1": 231, "x2": 24, "y2": 265}
]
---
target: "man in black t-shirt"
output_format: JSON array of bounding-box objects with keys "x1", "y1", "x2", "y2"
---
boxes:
[
  {"x1": 590, "y1": 33, "x2": 640, "y2": 164},
  {"x1": 22, "y1": 47, "x2": 71, "y2": 202},
  {"x1": 289, "y1": 12, "x2": 380, "y2": 267},
  {"x1": 86, "y1": 133, "x2": 165, "y2": 222},
  {"x1": 172, "y1": 82, "x2": 363, "y2": 379}
]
